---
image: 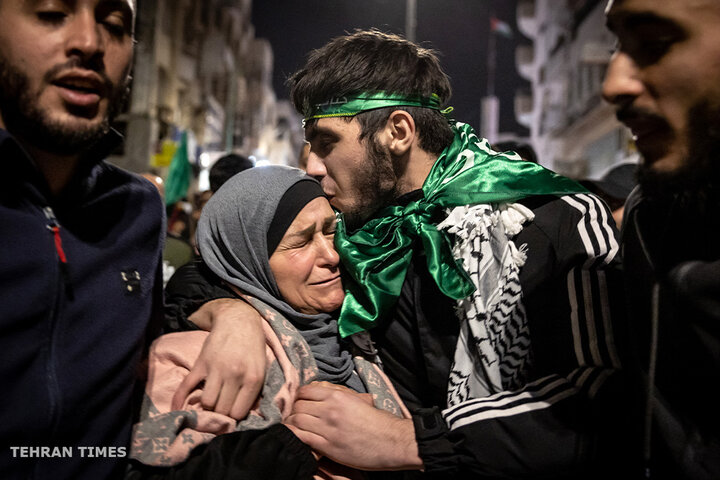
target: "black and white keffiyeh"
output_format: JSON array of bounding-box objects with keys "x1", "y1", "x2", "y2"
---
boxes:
[{"x1": 438, "y1": 203, "x2": 535, "y2": 406}]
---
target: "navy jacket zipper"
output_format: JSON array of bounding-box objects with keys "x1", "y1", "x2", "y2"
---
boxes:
[
  {"x1": 44, "y1": 206, "x2": 73, "y2": 298},
  {"x1": 42, "y1": 206, "x2": 70, "y2": 451}
]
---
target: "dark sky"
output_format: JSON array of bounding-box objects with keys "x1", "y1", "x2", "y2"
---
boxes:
[{"x1": 251, "y1": 0, "x2": 529, "y2": 136}]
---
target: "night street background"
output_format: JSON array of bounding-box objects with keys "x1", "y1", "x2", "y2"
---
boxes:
[{"x1": 251, "y1": 0, "x2": 529, "y2": 135}]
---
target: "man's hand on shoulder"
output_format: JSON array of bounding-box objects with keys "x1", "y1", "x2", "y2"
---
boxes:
[
  {"x1": 285, "y1": 381, "x2": 424, "y2": 471},
  {"x1": 172, "y1": 298, "x2": 267, "y2": 420}
]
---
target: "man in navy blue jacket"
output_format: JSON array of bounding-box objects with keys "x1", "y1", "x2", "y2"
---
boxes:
[{"x1": 0, "y1": 1, "x2": 165, "y2": 479}]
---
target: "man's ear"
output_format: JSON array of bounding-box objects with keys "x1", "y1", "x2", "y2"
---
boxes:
[{"x1": 385, "y1": 110, "x2": 416, "y2": 156}]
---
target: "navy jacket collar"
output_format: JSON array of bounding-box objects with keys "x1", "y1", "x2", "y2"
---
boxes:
[
  {"x1": 0, "y1": 127, "x2": 123, "y2": 164},
  {"x1": 1, "y1": 127, "x2": 124, "y2": 202}
]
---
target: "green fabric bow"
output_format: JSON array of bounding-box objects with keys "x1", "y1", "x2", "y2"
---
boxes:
[{"x1": 335, "y1": 121, "x2": 586, "y2": 337}]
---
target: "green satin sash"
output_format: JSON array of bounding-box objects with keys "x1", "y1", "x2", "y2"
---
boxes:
[{"x1": 335, "y1": 121, "x2": 586, "y2": 337}]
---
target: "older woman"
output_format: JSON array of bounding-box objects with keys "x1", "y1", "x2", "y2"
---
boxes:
[{"x1": 128, "y1": 166, "x2": 405, "y2": 480}]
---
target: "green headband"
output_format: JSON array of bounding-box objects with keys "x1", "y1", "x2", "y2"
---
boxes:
[{"x1": 303, "y1": 91, "x2": 450, "y2": 122}]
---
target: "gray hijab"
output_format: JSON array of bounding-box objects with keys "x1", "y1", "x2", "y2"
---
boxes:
[{"x1": 196, "y1": 165, "x2": 363, "y2": 392}]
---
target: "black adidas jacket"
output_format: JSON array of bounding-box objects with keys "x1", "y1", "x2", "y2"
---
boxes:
[{"x1": 371, "y1": 192, "x2": 635, "y2": 479}]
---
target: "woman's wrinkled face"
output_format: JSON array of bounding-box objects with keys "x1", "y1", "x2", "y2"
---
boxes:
[{"x1": 269, "y1": 197, "x2": 344, "y2": 315}]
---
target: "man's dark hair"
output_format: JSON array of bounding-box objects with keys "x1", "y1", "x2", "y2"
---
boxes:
[
  {"x1": 209, "y1": 153, "x2": 253, "y2": 193},
  {"x1": 288, "y1": 29, "x2": 454, "y2": 155}
]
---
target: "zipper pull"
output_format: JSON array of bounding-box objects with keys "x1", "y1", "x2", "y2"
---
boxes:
[{"x1": 44, "y1": 207, "x2": 74, "y2": 299}]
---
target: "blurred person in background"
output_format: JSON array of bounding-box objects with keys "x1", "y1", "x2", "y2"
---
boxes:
[
  {"x1": 164, "y1": 151, "x2": 255, "y2": 289},
  {"x1": 0, "y1": 1, "x2": 165, "y2": 479},
  {"x1": 492, "y1": 140, "x2": 539, "y2": 164},
  {"x1": 164, "y1": 199, "x2": 195, "y2": 279},
  {"x1": 190, "y1": 152, "x2": 254, "y2": 248},
  {"x1": 580, "y1": 162, "x2": 638, "y2": 229},
  {"x1": 603, "y1": 0, "x2": 720, "y2": 477},
  {"x1": 208, "y1": 152, "x2": 254, "y2": 194},
  {"x1": 163, "y1": 153, "x2": 254, "y2": 281}
]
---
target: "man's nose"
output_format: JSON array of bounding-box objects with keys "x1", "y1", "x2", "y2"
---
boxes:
[
  {"x1": 305, "y1": 151, "x2": 327, "y2": 178},
  {"x1": 65, "y1": 10, "x2": 105, "y2": 60},
  {"x1": 602, "y1": 50, "x2": 643, "y2": 106}
]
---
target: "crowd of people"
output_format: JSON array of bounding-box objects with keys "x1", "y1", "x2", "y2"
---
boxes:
[{"x1": 1, "y1": 0, "x2": 718, "y2": 479}]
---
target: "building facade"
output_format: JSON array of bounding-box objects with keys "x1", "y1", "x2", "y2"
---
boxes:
[
  {"x1": 515, "y1": 0, "x2": 637, "y2": 178},
  {"x1": 109, "y1": 0, "x2": 294, "y2": 174}
]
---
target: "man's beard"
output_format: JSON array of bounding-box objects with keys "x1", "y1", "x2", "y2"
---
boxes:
[
  {"x1": 638, "y1": 100, "x2": 720, "y2": 211},
  {"x1": 0, "y1": 55, "x2": 129, "y2": 155},
  {"x1": 341, "y1": 136, "x2": 399, "y2": 232}
]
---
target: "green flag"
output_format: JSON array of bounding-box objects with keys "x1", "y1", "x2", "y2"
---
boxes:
[{"x1": 165, "y1": 131, "x2": 191, "y2": 206}]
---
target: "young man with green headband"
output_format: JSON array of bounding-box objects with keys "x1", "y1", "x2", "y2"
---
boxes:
[
  {"x1": 280, "y1": 30, "x2": 634, "y2": 477},
  {"x1": 173, "y1": 30, "x2": 634, "y2": 477}
]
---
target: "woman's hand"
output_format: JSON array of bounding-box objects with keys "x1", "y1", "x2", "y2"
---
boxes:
[{"x1": 171, "y1": 298, "x2": 267, "y2": 420}]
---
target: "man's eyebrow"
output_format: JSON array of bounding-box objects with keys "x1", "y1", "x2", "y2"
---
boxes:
[{"x1": 305, "y1": 125, "x2": 334, "y2": 143}]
